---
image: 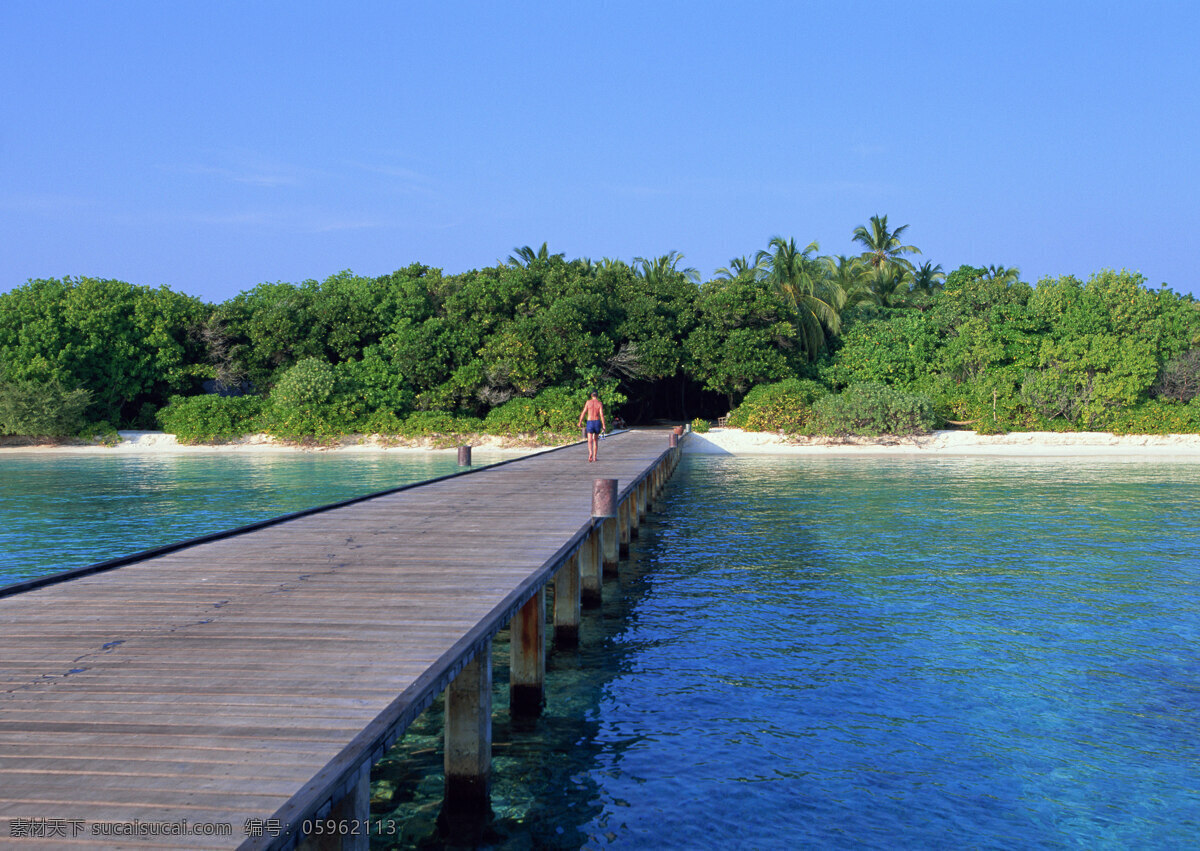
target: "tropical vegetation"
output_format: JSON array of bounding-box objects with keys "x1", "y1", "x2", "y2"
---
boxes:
[{"x1": 1, "y1": 217, "x2": 1197, "y2": 441}]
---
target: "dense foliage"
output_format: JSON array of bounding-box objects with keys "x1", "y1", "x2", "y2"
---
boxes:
[{"x1": 2, "y1": 220, "x2": 1197, "y2": 440}]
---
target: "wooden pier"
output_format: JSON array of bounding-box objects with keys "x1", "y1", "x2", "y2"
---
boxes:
[{"x1": 0, "y1": 429, "x2": 681, "y2": 849}]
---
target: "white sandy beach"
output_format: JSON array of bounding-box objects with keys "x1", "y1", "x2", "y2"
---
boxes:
[
  {"x1": 4, "y1": 428, "x2": 1200, "y2": 459},
  {"x1": 684, "y1": 427, "x2": 1200, "y2": 458},
  {"x1": 0, "y1": 431, "x2": 554, "y2": 460}
]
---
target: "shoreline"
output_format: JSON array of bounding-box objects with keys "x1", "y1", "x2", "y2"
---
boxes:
[
  {"x1": 0, "y1": 431, "x2": 560, "y2": 458},
  {"x1": 685, "y1": 428, "x2": 1200, "y2": 458},
  {"x1": 3, "y1": 428, "x2": 1200, "y2": 459}
]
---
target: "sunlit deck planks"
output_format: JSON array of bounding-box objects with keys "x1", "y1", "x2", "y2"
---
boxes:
[{"x1": 0, "y1": 430, "x2": 678, "y2": 849}]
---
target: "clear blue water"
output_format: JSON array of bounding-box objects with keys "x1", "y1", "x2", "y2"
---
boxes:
[
  {"x1": 4, "y1": 451, "x2": 1199, "y2": 848},
  {"x1": 372, "y1": 454, "x2": 1200, "y2": 849},
  {"x1": 0, "y1": 452, "x2": 462, "y2": 585}
]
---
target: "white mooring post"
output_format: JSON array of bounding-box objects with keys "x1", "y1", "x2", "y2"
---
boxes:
[
  {"x1": 444, "y1": 643, "x2": 492, "y2": 814},
  {"x1": 509, "y1": 588, "x2": 545, "y2": 716}
]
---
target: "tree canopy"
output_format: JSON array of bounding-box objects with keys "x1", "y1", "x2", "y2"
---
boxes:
[{"x1": 2, "y1": 220, "x2": 1197, "y2": 439}]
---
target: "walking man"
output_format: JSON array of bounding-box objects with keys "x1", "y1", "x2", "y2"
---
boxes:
[{"x1": 578, "y1": 391, "x2": 607, "y2": 462}]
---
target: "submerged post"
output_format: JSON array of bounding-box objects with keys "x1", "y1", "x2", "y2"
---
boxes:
[
  {"x1": 444, "y1": 643, "x2": 491, "y2": 814},
  {"x1": 594, "y1": 478, "x2": 619, "y2": 578},
  {"x1": 509, "y1": 588, "x2": 545, "y2": 716},
  {"x1": 457, "y1": 445, "x2": 472, "y2": 466},
  {"x1": 553, "y1": 552, "x2": 581, "y2": 645}
]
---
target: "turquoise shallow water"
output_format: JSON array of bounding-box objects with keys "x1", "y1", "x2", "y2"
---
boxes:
[
  {"x1": 3, "y1": 451, "x2": 1199, "y2": 848},
  {"x1": 0, "y1": 452, "x2": 462, "y2": 586}
]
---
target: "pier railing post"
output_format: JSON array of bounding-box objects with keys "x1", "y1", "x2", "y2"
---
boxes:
[
  {"x1": 553, "y1": 552, "x2": 581, "y2": 646},
  {"x1": 594, "y1": 478, "x2": 620, "y2": 579},
  {"x1": 510, "y1": 588, "x2": 545, "y2": 716},
  {"x1": 444, "y1": 643, "x2": 491, "y2": 814}
]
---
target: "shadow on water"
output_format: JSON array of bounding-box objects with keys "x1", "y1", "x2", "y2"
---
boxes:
[{"x1": 367, "y1": 500, "x2": 673, "y2": 849}]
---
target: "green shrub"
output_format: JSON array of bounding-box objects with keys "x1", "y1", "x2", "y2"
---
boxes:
[
  {"x1": 0, "y1": 378, "x2": 92, "y2": 436},
  {"x1": 484, "y1": 397, "x2": 540, "y2": 433},
  {"x1": 726, "y1": 379, "x2": 828, "y2": 433},
  {"x1": 156, "y1": 394, "x2": 265, "y2": 444},
  {"x1": 398, "y1": 410, "x2": 483, "y2": 437},
  {"x1": 482, "y1": 386, "x2": 590, "y2": 435},
  {"x1": 690, "y1": 417, "x2": 711, "y2": 433},
  {"x1": 270, "y1": 358, "x2": 335, "y2": 410},
  {"x1": 1107, "y1": 398, "x2": 1200, "y2": 435},
  {"x1": 362, "y1": 409, "x2": 406, "y2": 435},
  {"x1": 808, "y1": 382, "x2": 938, "y2": 436}
]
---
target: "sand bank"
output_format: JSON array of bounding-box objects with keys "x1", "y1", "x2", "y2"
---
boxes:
[
  {"x1": 685, "y1": 428, "x2": 1200, "y2": 458},
  {"x1": 0, "y1": 431, "x2": 555, "y2": 459}
]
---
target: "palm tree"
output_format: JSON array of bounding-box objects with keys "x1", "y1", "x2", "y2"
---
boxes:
[
  {"x1": 982, "y1": 264, "x2": 1021, "y2": 285},
  {"x1": 851, "y1": 215, "x2": 922, "y2": 273},
  {"x1": 713, "y1": 255, "x2": 766, "y2": 282},
  {"x1": 507, "y1": 242, "x2": 564, "y2": 267},
  {"x1": 633, "y1": 251, "x2": 700, "y2": 285},
  {"x1": 870, "y1": 264, "x2": 914, "y2": 308},
  {"x1": 910, "y1": 261, "x2": 945, "y2": 295},
  {"x1": 821, "y1": 255, "x2": 878, "y2": 315},
  {"x1": 755, "y1": 236, "x2": 837, "y2": 360},
  {"x1": 852, "y1": 215, "x2": 922, "y2": 306}
]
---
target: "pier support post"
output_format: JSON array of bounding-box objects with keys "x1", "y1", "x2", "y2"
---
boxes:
[
  {"x1": 581, "y1": 527, "x2": 602, "y2": 607},
  {"x1": 444, "y1": 643, "x2": 491, "y2": 814},
  {"x1": 636, "y1": 479, "x2": 647, "y2": 521},
  {"x1": 553, "y1": 552, "x2": 581, "y2": 645},
  {"x1": 594, "y1": 478, "x2": 620, "y2": 577},
  {"x1": 457, "y1": 445, "x2": 472, "y2": 466},
  {"x1": 510, "y1": 589, "x2": 545, "y2": 716},
  {"x1": 618, "y1": 493, "x2": 633, "y2": 553},
  {"x1": 298, "y1": 763, "x2": 370, "y2": 851}
]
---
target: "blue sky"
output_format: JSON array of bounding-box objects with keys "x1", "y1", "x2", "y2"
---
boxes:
[{"x1": 3, "y1": 1, "x2": 1197, "y2": 303}]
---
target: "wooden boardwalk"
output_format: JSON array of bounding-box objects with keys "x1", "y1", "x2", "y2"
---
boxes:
[{"x1": 0, "y1": 430, "x2": 679, "y2": 849}]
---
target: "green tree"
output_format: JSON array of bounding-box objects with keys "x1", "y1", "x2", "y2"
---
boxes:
[
  {"x1": 685, "y1": 275, "x2": 802, "y2": 402},
  {"x1": 852, "y1": 215, "x2": 922, "y2": 307},
  {"x1": 852, "y1": 214, "x2": 921, "y2": 273},
  {"x1": 755, "y1": 236, "x2": 838, "y2": 360},
  {"x1": 0, "y1": 277, "x2": 207, "y2": 424}
]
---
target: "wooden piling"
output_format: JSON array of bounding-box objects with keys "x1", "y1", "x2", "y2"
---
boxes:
[
  {"x1": 510, "y1": 589, "x2": 545, "y2": 716},
  {"x1": 619, "y1": 493, "x2": 633, "y2": 553},
  {"x1": 457, "y1": 445, "x2": 472, "y2": 466},
  {"x1": 553, "y1": 551, "x2": 581, "y2": 646},
  {"x1": 444, "y1": 644, "x2": 492, "y2": 814},
  {"x1": 593, "y1": 477, "x2": 620, "y2": 577},
  {"x1": 581, "y1": 527, "x2": 603, "y2": 606}
]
